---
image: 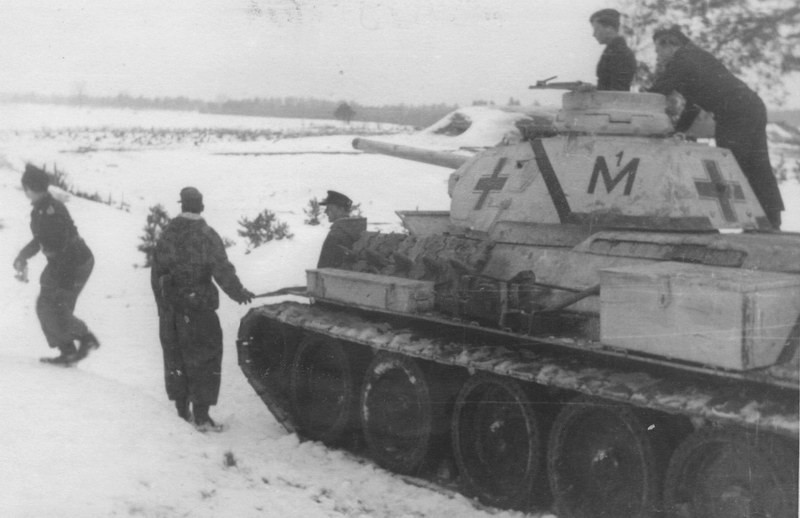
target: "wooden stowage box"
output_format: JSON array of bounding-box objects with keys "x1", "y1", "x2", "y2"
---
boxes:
[
  {"x1": 599, "y1": 262, "x2": 800, "y2": 370},
  {"x1": 307, "y1": 268, "x2": 435, "y2": 313}
]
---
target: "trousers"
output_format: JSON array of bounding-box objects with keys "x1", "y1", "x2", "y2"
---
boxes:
[
  {"x1": 36, "y1": 255, "x2": 94, "y2": 350},
  {"x1": 715, "y1": 94, "x2": 783, "y2": 229},
  {"x1": 158, "y1": 306, "x2": 223, "y2": 405}
]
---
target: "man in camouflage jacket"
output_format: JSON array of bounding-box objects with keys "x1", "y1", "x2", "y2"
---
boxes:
[
  {"x1": 151, "y1": 187, "x2": 254, "y2": 431},
  {"x1": 13, "y1": 164, "x2": 99, "y2": 365}
]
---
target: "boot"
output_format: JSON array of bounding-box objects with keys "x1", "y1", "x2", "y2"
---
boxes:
[
  {"x1": 175, "y1": 397, "x2": 192, "y2": 422},
  {"x1": 77, "y1": 333, "x2": 100, "y2": 359},
  {"x1": 193, "y1": 404, "x2": 222, "y2": 432},
  {"x1": 41, "y1": 342, "x2": 81, "y2": 365}
]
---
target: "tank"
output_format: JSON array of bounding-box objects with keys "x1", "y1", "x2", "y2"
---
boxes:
[{"x1": 236, "y1": 89, "x2": 799, "y2": 517}]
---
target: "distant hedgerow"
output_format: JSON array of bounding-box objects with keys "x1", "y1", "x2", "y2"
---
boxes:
[
  {"x1": 303, "y1": 197, "x2": 322, "y2": 225},
  {"x1": 138, "y1": 204, "x2": 171, "y2": 266},
  {"x1": 237, "y1": 209, "x2": 293, "y2": 251}
]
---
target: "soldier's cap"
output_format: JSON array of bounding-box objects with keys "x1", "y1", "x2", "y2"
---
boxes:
[
  {"x1": 178, "y1": 186, "x2": 203, "y2": 203},
  {"x1": 21, "y1": 163, "x2": 50, "y2": 192},
  {"x1": 319, "y1": 190, "x2": 352, "y2": 210},
  {"x1": 653, "y1": 25, "x2": 690, "y2": 45},
  {"x1": 590, "y1": 9, "x2": 621, "y2": 29}
]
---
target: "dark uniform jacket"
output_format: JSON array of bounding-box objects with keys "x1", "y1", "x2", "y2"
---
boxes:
[
  {"x1": 648, "y1": 43, "x2": 784, "y2": 221},
  {"x1": 151, "y1": 213, "x2": 248, "y2": 311},
  {"x1": 317, "y1": 217, "x2": 367, "y2": 269},
  {"x1": 597, "y1": 36, "x2": 636, "y2": 91},
  {"x1": 649, "y1": 43, "x2": 754, "y2": 132},
  {"x1": 18, "y1": 192, "x2": 92, "y2": 287}
]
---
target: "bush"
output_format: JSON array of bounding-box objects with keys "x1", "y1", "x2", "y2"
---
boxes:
[
  {"x1": 237, "y1": 209, "x2": 293, "y2": 250},
  {"x1": 138, "y1": 204, "x2": 171, "y2": 266},
  {"x1": 44, "y1": 163, "x2": 129, "y2": 211},
  {"x1": 304, "y1": 197, "x2": 322, "y2": 225},
  {"x1": 51, "y1": 164, "x2": 71, "y2": 191}
]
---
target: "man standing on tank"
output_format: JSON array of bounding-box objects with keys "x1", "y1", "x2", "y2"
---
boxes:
[
  {"x1": 590, "y1": 9, "x2": 637, "y2": 91},
  {"x1": 151, "y1": 187, "x2": 254, "y2": 431},
  {"x1": 317, "y1": 190, "x2": 366, "y2": 269},
  {"x1": 13, "y1": 164, "x2": 99, "y2": 365},
  {"x1": 648, "y1": 26, "x2": 784, "y2": 229}
]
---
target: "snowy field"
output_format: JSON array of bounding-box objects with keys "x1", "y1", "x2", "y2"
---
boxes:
[
  {"x1": 0, "y1": 102, "x2": 798, "y2": 518},
  {"x1": 0, "y1": 104, "x2": 528, "y2": 518}
]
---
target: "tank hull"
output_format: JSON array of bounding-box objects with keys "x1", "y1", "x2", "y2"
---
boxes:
[
  {"x1": 237, "y1": 300, "x2": 798, "y2": 515},
  {"x1": 238, "y1": 301, "x2": 798, "y2": 438}
]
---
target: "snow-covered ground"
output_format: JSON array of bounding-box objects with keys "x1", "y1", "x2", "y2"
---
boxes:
[
  {"x1": 0, "y1": 102, "x2": 798, "y2": 518},
  {"x1": 0, "y1": 104, "x2": 528, "y2": 518}
]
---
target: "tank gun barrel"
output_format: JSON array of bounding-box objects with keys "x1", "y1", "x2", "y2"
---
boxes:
[{"x1": 352, "y1": 138, "x2": 468, "y2": 170}]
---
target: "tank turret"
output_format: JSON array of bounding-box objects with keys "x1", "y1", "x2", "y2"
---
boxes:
[
  {"x1": 359, "y1": 90, "x2": 771, "y2": 233},
  {"x1": 237, "y1": 89, "x2": 799, "y2": 517}
]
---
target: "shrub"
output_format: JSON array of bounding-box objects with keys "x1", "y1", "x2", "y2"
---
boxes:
[
  {"x1": 350, "y1": 202, "x2": 363, "y2": 218},
  {"x1": 45, "y1": 163, "x2": 129, "y2": 211},
  {"x1": 237, "y1": 209, "x2": 293, "y2": 250},
  {"x1": 303, "y1": 197, "x2": 322, "y2": 225},
  {"x1": 138, "y1": 204, "x2": 171, "y2": 266},
  {"x1": 51, "y1": 165, "x2": 71, "y2": 191}
]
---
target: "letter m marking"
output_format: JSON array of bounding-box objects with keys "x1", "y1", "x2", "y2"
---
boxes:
[{"x1": 588, "y1": 156, "x2": 639, "y2": 195}]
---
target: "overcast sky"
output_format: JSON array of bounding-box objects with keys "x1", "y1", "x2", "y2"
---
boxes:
[{"x1": 1, "y1": 0, "x2": 797, "y2": 108}]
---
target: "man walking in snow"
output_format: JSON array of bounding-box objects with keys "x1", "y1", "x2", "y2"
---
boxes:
[
  {"x1": 151, "y1": 187, "x2": 254, "y2": 431},
  {"x1": 589, "y1": 9, "x2": 637, "y2": 91},
  {"x1": 13, "y1": 164, "x2": 100, "y2": 365},
  {"x1": 648, "y1": 26, "x2": 783, "y2": 229},
  {"x1": 317, "y1": 190, "x2": 366, "y2": 269}
]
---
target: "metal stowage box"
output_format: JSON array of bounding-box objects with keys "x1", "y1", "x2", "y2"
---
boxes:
[
  {"x1": 307, "y1": 268, "x2": 435, "y2": 313},
  {"x1": 599, "y1": 262, "x2": 800, "y2": 370}
]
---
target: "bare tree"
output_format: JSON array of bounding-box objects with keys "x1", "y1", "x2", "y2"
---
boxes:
[{"x1": 619, "y1": 0, "x2": 799, "y2": 105}]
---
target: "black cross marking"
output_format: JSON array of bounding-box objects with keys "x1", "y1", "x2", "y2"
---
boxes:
[
  {"x1": 694, "y1": 159, "x2": 745, "y2": 223},
  {"x1": 473, "y1": 157, "x2": 508, "y2": 210}
]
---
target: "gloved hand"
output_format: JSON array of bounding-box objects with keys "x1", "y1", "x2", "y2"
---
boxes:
[
  {"x1": 13, "y1": 257, "x2": 28, "y2": 283},
  {"x1": 238, "y1": 289, "x2": 255, "y2": 305}
]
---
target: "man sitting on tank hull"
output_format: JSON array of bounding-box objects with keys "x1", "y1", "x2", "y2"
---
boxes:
[
  {"x1": 317, "y1": 190, "x2": 366, "y2": 269},
  {"x1": 648, "y1": 26, "x2": 784, "y2": 230}
]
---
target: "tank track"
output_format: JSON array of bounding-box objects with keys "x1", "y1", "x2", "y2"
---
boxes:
[{"x1": 239, "y1": 301, "x2": 798, "y2": 439}]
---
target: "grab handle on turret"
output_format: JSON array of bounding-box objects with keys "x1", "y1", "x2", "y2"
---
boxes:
[{"x1": 529, "y1": 76, "x2": 593, "y2": 91}]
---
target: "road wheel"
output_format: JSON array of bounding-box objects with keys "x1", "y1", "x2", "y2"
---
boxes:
[
  {"x1": 452, "y1": 374, "x2": 544, "y2": 510},
  {"x1": 239, "y1": 314, "x2": 297, "y2": 393},
  {"x1": 289, "y1": 335, "x2": 362, "y2": 444},
  {"x1": 547, "y1": 396, "x2": 663, "y2": 518},
  {"x1": 663, "y1": 427, "x2": 798, "y2": 518},
  {"x1": 360, "y1": 352, "x2": 442, "y2": 474}
]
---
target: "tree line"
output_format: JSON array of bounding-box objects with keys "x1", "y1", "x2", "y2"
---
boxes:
[{"x1": 0, "y1": 92, "x2": 458, "y2": 129}]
